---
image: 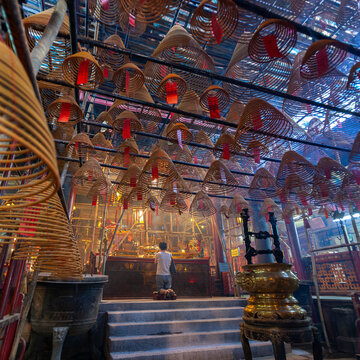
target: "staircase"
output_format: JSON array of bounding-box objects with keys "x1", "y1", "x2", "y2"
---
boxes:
[{"x1": 101, "y1": 298, "x2": 274, "y2": 360}]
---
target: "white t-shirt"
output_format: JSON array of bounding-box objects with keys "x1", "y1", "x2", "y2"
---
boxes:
[{"x1": 155, "y1": 251, "x2": 172, "y2": 275}]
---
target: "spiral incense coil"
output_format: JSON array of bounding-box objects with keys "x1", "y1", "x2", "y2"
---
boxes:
[
  {"x1": 315, "y1": 157, "x2": 348, "y2": 192},
  {"x1": 235, "y1": 98, "x2": 293, "y2": 157},
  {"x1": 276, "y1": 151, "x2": 315, "y2": 189},
  {"x1": 300, "y1": 40, "x2": 348, "y2": 80},
  {"x1": 119, "y1": 7, "x2": 147, "y2": 37},
  {"x1": 228, "y1": 193, "x2": 249, "y2": 218},
  {"x1": 23, "y1": 8, "x2": 72, "y2": 77},
  {"x1": 160, "y1": 177, "x2": 191, "y2": 199},
  {"x1": 112, "y1": 137, "x2": 141, "y2": 170},
  {"x1": 230, "y1": 7, "x2": 262, "y2": 44},
  {"x1": 190, "y1": 0, "x2": 239, "y2": 45},
  {"x1": 90, "y1": 132, "x2": 113, "y2": 163},
  {"x1": 189, "y1": 190, "x2": 216, "y2": 217},
  {"x1": 126, "y1": 184, "x2": 152, "y2": 209},
  {"x1": 47, "y1": 95, "x2": 83, "y2": 127},
  {"x1": 145, "y1": 121, "x2": 159, "y2": 134},
  {"x1": 202, "y1": 160, "x2": 238, "y2": 195},
  {"x1": 116, "y1": 164, "x2": 142, "y2": 196},
  {"x1": 219, "y1": 204, "x2": 229, "y2": 218},
  {"x1": 120, "y1": 0, "x2": 169, "y2": 24},
  {"x1": 280, "y1": 174, "x2": 313, "y2": 205},
  {"x1": 87, "y1": 176, "x2": 114, "y2": 198},
  {"x1": 2, "y1": 181, "x2": 82, "y2": 279},
  {"x1": 139, "y1": 148, "x2": 181, "y2": 188},
  {"x1": 62, "y1": 51, "x2": 104, "y2": 90},
  {"x1": 226, "y1": 101, "x2": 245, "y2": 127},
  {"x1": 157, "y1": 74, "x2": 188, "y2": 104},
  {"x1": 248, "y1": 168, "x2": 277, "y2": 200},
  {"x1": 349, "y1": 131, "x2": 360, "y2": 163},
  {"x1": 88, "y1": 0, "x2": 122, "y2": 25},
  {"x1": 170, "y1": 90, "x2": 204, "y2": 125},
  {"x1": 213, "y1": 133, "x2": 242, "y2": 160},
  {"x1": 66, "y1": 133, "x2": 94, "y2": 164},
  {"x1": 0, "y1": 43, "x2": 60, "y2": 209},
  {"x1": 159, "y1": 190, "x2": 188, "y2": 214},
  {"x1": 146, "y1": 195, "x2": 159, "y2": 212},
  {"x1": 165, "y1": 122, "x2": 193, "y2": 145},
  {"x1": 340, "y1": 170, "x2": 360, "y2": 205},
  {"x1": 347, "y1": 62, "x2": 360, "y2": 91},
  {"x1": 97, "y1": 34, "x2": 128, "y2": 73},
  {"x1": 260, "y1": 198, "x2": 282, "y2": 217},
  {"x1": 200, "y1": 85, "x2": 230, "y2": 112},
  {"x1": 111, "y1": 110, "x2": 143, "y2": 134},
  {"x1": 173, "y1": 145, "x2": 200, "y2": 178},
  {"x1": 192, "y1": 130, "x2": 215, "y2": 165},
  {"x1": 38, "y1": 80, "x2": 73, "y2": 111},
  {"x1": 248, "y1": 19, "x2": 297, "y2": 63},
  {"x1": 113, "y1": 63, "x2": 145, "y2": 93},
  {"x1": 336, "y1": 0, "x2": 360, "y2": 30},
  {"x1": 145, "y1": 26, "x2": 215, "y2": 97}
]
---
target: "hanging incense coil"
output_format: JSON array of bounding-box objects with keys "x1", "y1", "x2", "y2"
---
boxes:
[
  {"x1": 91, "y1": 132, "x2": 113, "y2": 163},
  {"x1": 112, "y1": 137, "x2": 141, "y2": 170},
  {"x1": 120, "y1": 0, "x2": 168, "y2": 24},
  {"x1": 97, "y1": 34, "x2": 128, "y2": 73},
  {"x1": 282, "y1": 201, "x2": 301, "y2": 220},
  {"x1": 213, "y1": 133, "x2": 242, "y2": 160},
  {"x1": 0, "y1": 42, "x2": 60, "y2": 209},
  {"x1": 260, "y1": 198, "x2": 282, "y2": 217},
  {"x1": 336, "y1": 0, "x2": 360, "y2": 30},
  {"x1": 66, "y1": 133, "x2": 94, "y2": 160},
  {"x1": 160, "y1": 190, "x2": 188, "y2": 214},
  {"x1": 230, "y1": 7, "x2": 262, "y2": 44},
  {"x1": 87, "y1": 176, "x2": 115, "y2": 199},
  {"x1": 116, "y1": 164, "x2": 142, "y2": 196},
  {"x1": 200, "y1": 85, "x2": 230, "y2": 112},
  {"x1": 248, "y1": 19, "x2": 297, "y2": 63},
  {"x1": 47, "y1": 95, "x2": 83, "y2": 126},
  {"x1": 160, "y1": 176, "x2": 191, "y2": 199},
  {"x1": 126, "y1": 184, "x2": 152, "y2": 209},
  {"x1": 219, "y1": 204, "x2": 229, "y2": 218},
  {"x1": 347, "y1": 62, "x2": 360, "y2": 91},
  {"x1": 113, "y1": 63, "x2": 145, "y2": 93},
  {"x1": 62, "y1": 51, "x2": 104, "y2": 90},
  {"x1": 146, "y1": 195, "x2": 159, "y2": 212},
  {"x1": 190, "y1": 0, "x2": 239, "y2": 45},
  {"x1": 276, "y1": 151, "x2": 315, "y2": 189},
  {"x1": 23, "y1": 8, "x2": 72, "y2": 77},
  {"x1": 300, "y1": 40, "x2": 348, "y2": 80},
  {"x1": 173, "y1": 145, "x2": 200, "y2": 178},
  {"x1": 224, "y1": 101, "x2": 245, "y2": 132},
  {"x1": 88, "y1": 0, "x2": 122, "y2": 25},
  {"x1": 235, "y1": 98, "x2": 293, "y2": 157},
  {"x1": 228, "y1": 193, "x2": 249, "y2": 218},
  {"x1": 139, "y1": 148, "x2": 181, "y2": 188},
  {"x1": 111, "y1": 110, "x2": 144, "y2": 135},
  {"x1": 249, "y1": 168, "x2": 277, "y2": 200},
  {"x1": 157, "y1": 74, "x2": 188, "y2": 104},
  {"x1": 38, "y1": 80, "x2": 74, "y2": 111},
  {"x1": 192, "y1": 130, "x2": 215, "y2": 165},
  {"x1": 279, "y1": 174, "x2": 313, "y2": 206},
  {"x1": 145, "y1": 121, "x2": 159, "y2": 134},
  {"x1": 315, "y1": 157, "x2": 348, "y2": 191},
  {"x1": 189, "y1": 191, "x2": 216, "y2": 217},
  {"x1": 165, "y1": 122, "x2": 193, "y2": 145},
  {"x1": 144, "y1": 25, "x2": 215, "y2": 97},
  {"x1": 119, "y1": 7, "x2": 147, "y2": 37},
  {"x1": 202, "y1": 160, "x2": 238, "y2": 195},
  {"x1": 349, "y1": 131, "x2": 360, "y2": 163}
]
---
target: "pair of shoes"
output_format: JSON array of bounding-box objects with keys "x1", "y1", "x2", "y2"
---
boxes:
[
  {"x1": 165, "y1": 289, "x2": 177, "y2": 300},
  {"x1": 152, "y1": 291, "x2": 165, "y2": 300}
]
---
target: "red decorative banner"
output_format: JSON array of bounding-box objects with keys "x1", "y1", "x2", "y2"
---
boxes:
[
  {"x1": 170, "y1": 194, "x2": 175, "y2": 206},
  {"x1": 263, "y1": 35, "x2": 282, "y2": 58},
  {"x1": 300, "y1": 195, "x2": 308, "y2": 206},
  {"x1": 77, "y1": 59, "x2": 89, "y2": 85},
  {"x1": 122, "y1": 118, "x2": 131, "y2": 139},
  {"x1": 92, "y1": 195, "x2": 97, "y2": 206},
  {"x1": 306, "y1": 104, "x2": 312, "y2": 114},
  {"x1": 58, "y1": 102, "x2": 71, "y2": 123},
  {"x1": 223, "y1": 143, "x2": 230, "y2": 160},
  {"x1": 152, "y1": 165, "x2": 159, "y2": 180},
  {"x1": 137, "y1": 191, "x2": 142, "y2": 201},
  {"x1": 166, "y1": 81, "x2": 178, "y2": 104},
  {"x1": 211, "y1": 13, "x2": 223, "y2": 44},
  {"x1": 124, "y1": 146, "x2": 130, "y2": 166},
  {"x1": 324, "y1": 168, "x2": 331, "y2": 180},
  {"x1": 129, "y1": 14, "x2": 135, "y2": 27},
  {"x1": 316, "y1": 48, "x2": 329, "y2": 77},
  {"x1": 130, "y1": 177, "x2": 136, "y2": 187},
  {"x1": 208, "y1": 96, "x2": 220, "y2": 119},
  {"x1": 194, "y1": 156, "x2": 198, "y2": 164},
  {"x1": 123, "y1": 197, "x2": 128, "y2": 210},
  {"x1": 103, "y1": 67, "x2": 109, "y2": 79},
  {"x1": 324, "y1": 208, "x2": 329, "y2": 218},
  {"x1": 252, "y1": 110, "x2": 263, "y2": 130},
  {"x1": 308, "y1": 208, "x2": 313, "y2": 216}
]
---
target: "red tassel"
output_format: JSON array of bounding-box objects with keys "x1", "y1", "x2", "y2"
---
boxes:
[
  {"x1": 300, "y1": 195, "x2": 308, "y2": 206},
  {"x1": 208, "y1": 96, "x2": 220, "y2": 119},
  {"x1": 252, "y1": 110, "x2": 263, "y2": 130},
  {"x1": 58, "y1": 102, "x2": 71, "y2": 123},
  {"x1": 130, "y1": 177, "x2": 136, "y2": 187},
  {"x1": 166, "y1": 81, "x2": 178, "y2": 104},
  {"x1": 211, "y1": 13, "x2": 223, "y2": 44},
  {"x1": 123, "y1": 197, "x2": 128, "y2": 210},
  {"x1": 236, "y1": 203, "x2": 242, "y2": 213},
  {"x1": 124, "y1": 146, "x2": 130, "y2": 166},
  {"x1": 125, "y1": 71, "x2": 130, "y2": 97},
  {"x1": 263, "y1": 35, "x2": 282, "y2": 58},
  {"x1": 123, "y1": 118, "x2": 131, "y2": 139},
  {"x1": 102, "y1": 0, "x2": 110, "y2": 10},
  {"x1": 223, "y1": 143, "x2": 230, "y2": 160},
  {"x1": 316, "y1": 48, "x2": 329, "y2": 77},
  {"x1": 75, "y1": 141, "x2": 79, "y2": 151},
  {"x1": 77, "y1": 59, "x2": 89, "y2": 85},
  {"x1": 92, "y1": 195, "x2": 97, "y2": 206},
  {"x1": 253, "y1": 147, "x2": 260, "y2": 164},
  {"x1": 152, "y1": 165, "x2": 159, "y2": 180},
  {"x1": 129, "y1": 14, "x2": 135, "y2": 27}
]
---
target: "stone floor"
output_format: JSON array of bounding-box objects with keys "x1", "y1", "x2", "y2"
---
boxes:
[{"x1": 255, "y1": 348, "x2": 356, "y2": 359}]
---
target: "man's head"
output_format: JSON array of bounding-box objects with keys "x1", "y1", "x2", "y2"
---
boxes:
[{"x1": 159, "y1": 242, "x2": 167, "y2": 251}]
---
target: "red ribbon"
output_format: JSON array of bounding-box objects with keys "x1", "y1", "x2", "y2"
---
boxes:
[
  {"x1": 103, "y1": 67, "x2": 109, "y2": 79},
  {"x1": 92, "y1": 195, "x2": 97, "y2": 206},
  {"x1": 308, "y1": 208, "x2": 313, "y2": 216},
  {"x1": 77, "y1": 59, "x2": 89, "y2": 85},
  {"x1": 223, "y1": 143, "x2": 230, "y2": 160},
  {"x1": 324, "y1": 208, "x2": 329, "y2": 218},
  {"x1": 58, "y1": 102, "x2": 71, "y2": 123},
  {"x1": 211, "y1": 13, "x2": 223, "y2": 44},
  {"x1": 170, "y1": 194, "x2": 175, "y2": 206},
  {"x1": 152, "y1": 165, "x2": 159, "y2": 180},
  {"x1": 316, "y1": 48, "x2": 329, "y2": 77},
  {"x1": 263, "y1": 35, "x2": 282, "y2": 58},
  {"x1": 123, "y1": 118, "x2": 131, "y2": 139},
  {"x1": 194, "y1": 156, "x2": 198, "y2": 164},
  {"x1": 129, "y1": 14, "x2": 135, "y2": 27},
  {"x1": 124, "y1": 146, "x2": 130, "y2": 166},
  {"x1": 300, "y1": 195, "x2": 308, "y2": 206},
  {"x1": 306, "y1": 104, "x2": 312, "y2": 114},
  {"x1": 166, "y1": 81, "x2": 178, "y2": 104},
  {"x1": 252, "y1": 110, "x2": 263, "y2": 130},
  {"x1": 208, "y1": 96, "x2": 220, "y2": 119}
]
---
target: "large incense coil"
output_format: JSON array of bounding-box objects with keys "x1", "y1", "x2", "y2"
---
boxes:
[
  {"x1": 116, "y1": 164, "x2": 142, "y2": 196},
  {"x1": 230, "y1": 7, "x2": 262, "y2": 43},
  {"x1": 91, "y1": 132, "x2": 113, "y2": 163},
  {"x1": 157, "y1": 74, "x2": 188, "y2": 104},
  {"x1": 219, "y1": 204, "x2": 229, "y2": 218},
  {"x1": 228, "y1": 193, "x2": 249, "y2": 218},
  {"x1": 144, "y1": 26, "x2": 215, "y2": 97},
  {"x1": 235, "y1": 98, "x2": 293, "y2": 157},
  {"x1": 165, "y1": 122, "x2": 193, "y2": 145},
  {"x1": 87, "y1": 176, "x2": 114, "y2": 198},
  {"x1": 202, "y1": 160, "x2": 238, "y2": 195},
  {"x1": 340, "y1": 171, "x2": 360, "y2": 205},
  {"x1": 200, "y1": 85, "x2": 230, "y2": 112},
  {"x1": 280, "y1": 174, "x2": 313, "y2": 205},
  {"x1": 126, "y1": 184, "x2": 152, "y2": 209},
  {"x1": 315, "y1": 157, "x2": 348, "y2": 191},
  {"x1": 300, "y1": 40, "x2": 348, "y2": 80},
  {"x1": 0, "y1": 43, "x2": 60, "y2": 209},
  {"x1": 112, "y1": 137, "x2": 141, "y2": 170},
  {"x1": 189, "y1": 190, "x2": 216, "y2": 217},
  {"x1": 47, "y1": 95, "x2": 83, "y2": 126},
  {"x1": 160, "y1": 176, "x2": 191, "y2": 199},
  {"x1": 113, "y1": 63, "x2": 145, "y2": 93},
  {"x1": 88, "y1": 0, "x2": 122, "y2": 25},
  {"x1": 248, "y1": 168, "x2": 277, "y2": 200},
  {"x1": 189, "y1": 0, "x2": 239, "y2": 45},
  {"x1": 260, "y1": 198, "x2": 282, "y2": 217},
  {"x1": 276, "y1": 151, "x2": 315, "y2": 188},
  {"x1": 67, "y1": 133, "x2": 94, "y2": 160},
  {"x1": 225, "y1": 101, "x2": 245, "y2": 128},
  {"x1": 120, "y1": 0, "x2": 168, "y2": 24},
  {"x1": 2, "y1": 182, "x2": 82, "y2": 279},
  {"x1": 170, "y1": 90, "x2": 204, "y2": 125},
  {"x1": 306, "y1": 117, "x2": 324, "y2": 138},
  {"x1": 139, "y1": 148, "x2": 181, "y2": 188},
  {"x1": 349, "y1": 131, "x2": 360, "y2": 163},
  {"x1": 347, "y1": 62, "x2": 360, "y2": 91},
  {"x1": 96, "y1": 34, "x2": 128, "y2": 72},
  {"x1": 281, "y1": 201, "x2": 301, "y2": 220},
  {"x1": 336, "y1": 0, "x2": 360, "y2": 30},
  {"x1": 192, "y1": 130, "x2": 215, "y2": 165},
  {"x1": 119, "y1": 7, "x2": 147, "y2": 37},
  {"x1": 38, "y1": 80, "x2": 73, "y2": 111},
  {"x1": 62, "y1": 51, "x2": 104, "y2": 90},
  {"x1": 174, "y1": 145, "x2": 200, "y2": 177},
  {"x1": 23, "y1": 8, "x2": 72, "y2": 77},
  {"x1": 213, "y1": 133, "x2": 242, "y2": 160},
  {"x1": 159, "y1": 190, "x2": 188, "y2": 214},
  {"x1": 248, "y1": 19, "x2": 297, "y2": 63},
  {"x1": 111, "y1": 110, "x2": 144, "y2": 134},
  {"x1": 145, "y1": 121, "x2": 159, "y2": 134},
  {"x1": 119, "y1": 137, "x2": 140, "y2": 154},
  {"x1": 95, "y1": 111, "x2": 113, "y2": 126}
]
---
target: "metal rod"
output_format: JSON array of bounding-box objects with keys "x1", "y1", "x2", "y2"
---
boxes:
[{"x1": 311, "y1": 242, "x2": 360, "y2": 252}]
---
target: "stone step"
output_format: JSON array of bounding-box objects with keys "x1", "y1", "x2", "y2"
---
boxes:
[
  {"x1": 107, "y1": 307, "x2": 244, "y2": 323},
  {"x1": 109, "y1": 329, "x2": 241, "y2": 353},
  {"x1": 110, "y1": 341, "x2": 273, "y2": 360},
  {"x1": 101, "y1": 298, "x2": 247, "y2": 312},
  {"x1": 108, "y1": 317, "x2": 243, "y2": 336}
]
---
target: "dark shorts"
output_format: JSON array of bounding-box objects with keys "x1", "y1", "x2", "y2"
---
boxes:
[{"x1": 156, "y1": 275, "x2": 172, "y2": 290}]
